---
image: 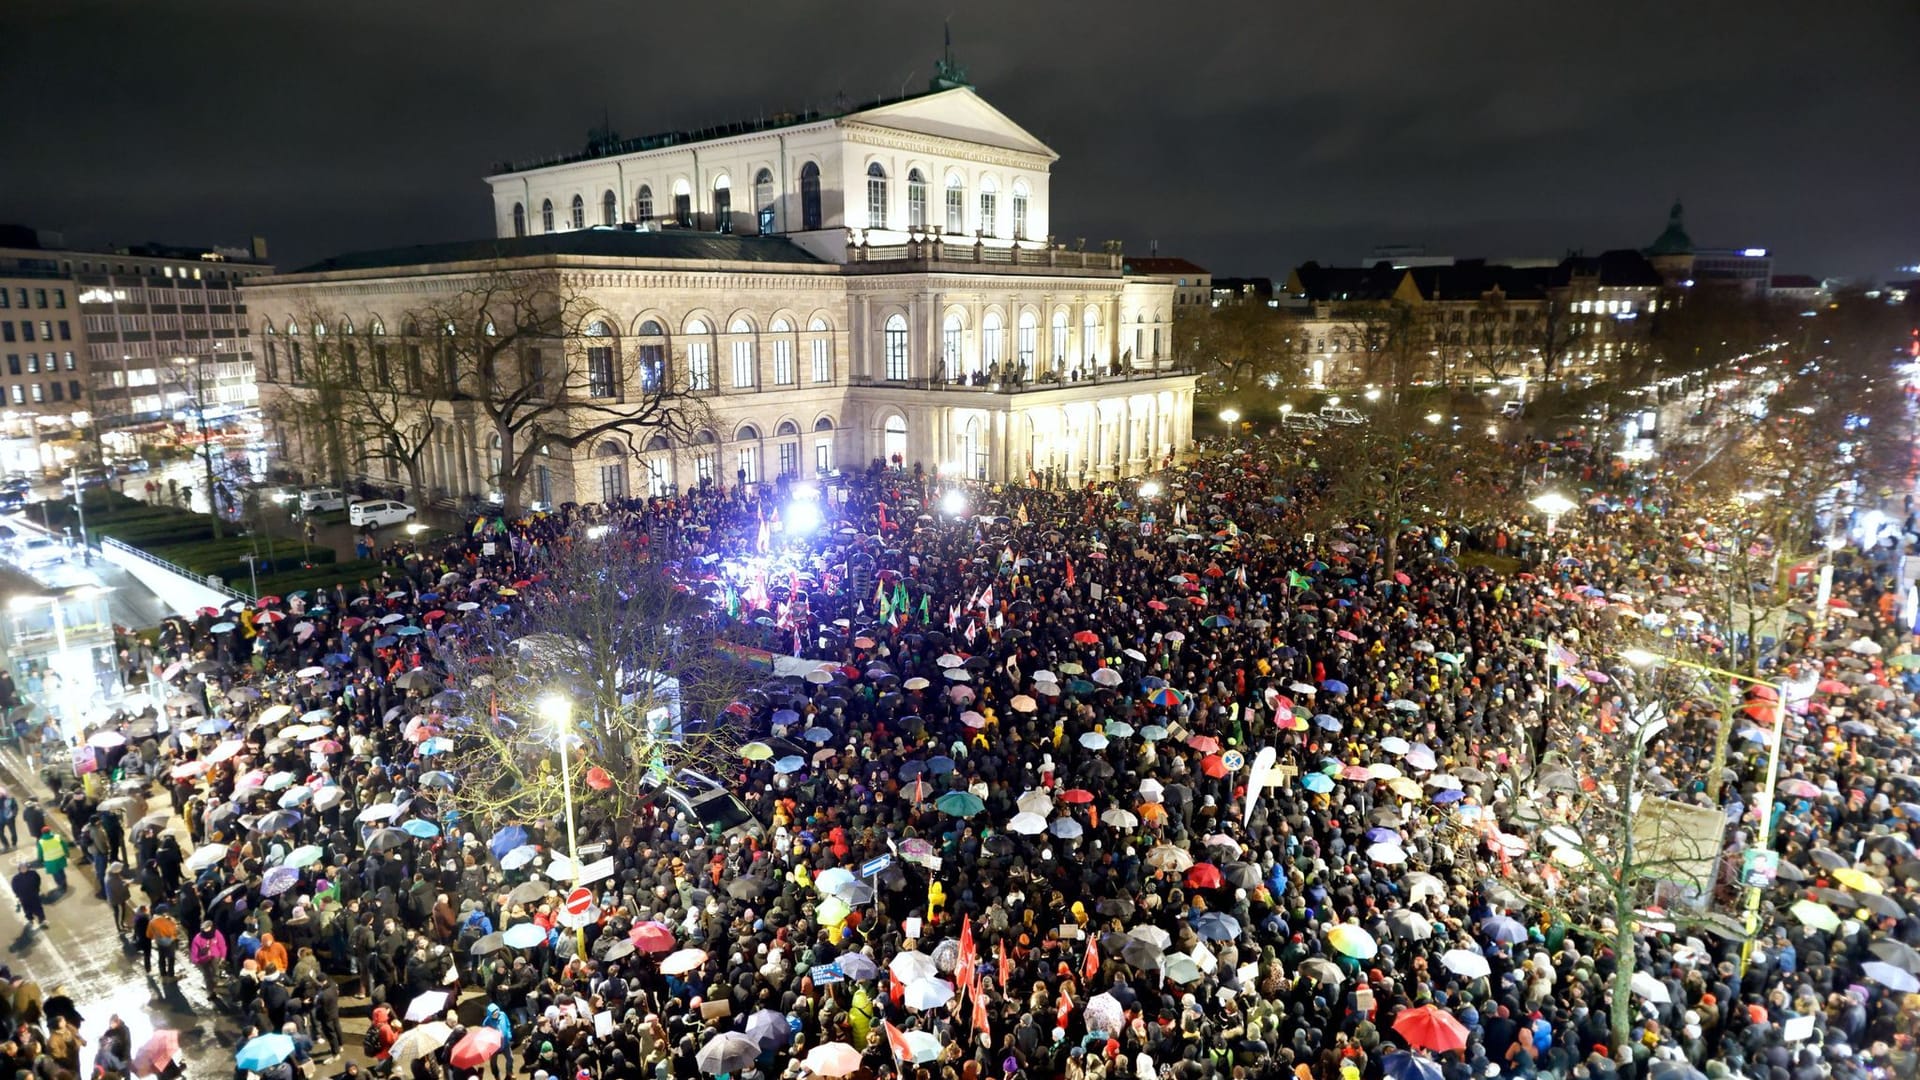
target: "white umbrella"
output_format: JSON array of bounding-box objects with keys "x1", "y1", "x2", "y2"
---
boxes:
[
  {"x1": 802, "y1": 1043, "x2": 863, "y2": 1077},
  {"x1": 1017, "y1": 790, "x2": 1054, "y2": 815},
  {"x1": 903, "y1": 977, "x2": 954, "y2": 1010},
  {"x1": 1367, "y1": 843, "x2": 1407, "y2": 865},
  {"x1": 1103, "y1": 809, "x2": 1140, "y2": 829},
  {"x1": 1138, "y1": 778, "x2": 1165, "y2": 803},
  {"x1": 1379, "y1": 737, "x2": 1411, "y2": 756},
  {"x1": 405, "y1": 990, "x2": 449, "y2": 1022},
  {"x1": 1085, "y1": 991, "x2": 1125, "y2": 1034},
  {"x1": 389, "y1": 1023, "x2": 451, "y2": 1069},
  {"x1": 184, "y1": 843, "x2": 230, "y2": 872},
  {"x1": 1630, "y1": 971, "x2": 1671, "y2": 1003},
  {"x1": 1007, "y1": 812, "x2": 1047, "y2": 835},
  {"x1": 889, "y1": 950, "x2": 938, "y2": 983},
  {"x1": 1402, "y1": 871, "x2": 1446, "y2": 902},
  {"x1": 1441, "y1": 949, "x2": 1490, "y2": 979}
]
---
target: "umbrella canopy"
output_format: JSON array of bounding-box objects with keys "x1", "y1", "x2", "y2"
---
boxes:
[
  {"x1": 236, "y1": 1034, "x2": 295, "y2": 1072},
  {"x1": 1392, "y1": 1004, "x2": 1469, "y2": 1053},
  {"x1": 389, "y1": 1024, "x2": 452, "y2": 1069},
  {"x1": 696, "y1": 1032, "x2": 762, "y2": 1075},
  {"x1": 502, "y1": 922, "x2": 548, "y2": 949},
  {"x1": 448, "y1": 1028, "x2": 504, "y2": 1070},
  {"x1": 1441, "y1": 949, "x2": 1490, "y2": 979},
  {"x1": 1328, "y1": 923, "x2": 1377, "y2": 959},
  {"x1": 802, "y1": 1044, "x2": 863, "y2": 1077},
  {"x1": 661, "y1": 948, "x2": 709, "y2": 975},
  {"x1": 406, "y1": 990, "x2": 451, "y2": 1022},
  {"x1": 904, "y1": 977, "x2": 955, "y2": 1010}
]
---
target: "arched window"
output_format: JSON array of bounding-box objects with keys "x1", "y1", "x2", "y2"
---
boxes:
[
  {"x1": 961, "y1": 416, "x2": 987, "y2": 480},
  {"x1": 512, "y1": 203, "x2": 526, "y2": 237},
  {"x1": 685, "y1": 318, "x2": 711, "y2": 391},
  {"x1": 770, "y1": 317, "x2": 795, "y2": 385},
  {"x1": 339, "y1": 317, "x2": 354, "y2": 336},
  {"x1": 636, "y1": 319, "x2": 666, "y2": 392},
  {"x1": 728, "y1": 317, "x2": 755, "y2": 388},
  {"x1": 942, "y1": 312, "x2": 964, "y2": 381},
  {"x1": 1051, "y1": 309, "x2": 1069, "y2": 370},
  {"x1": 754, "y1": 169, "x2": 775, "y2": 236},
  {"x1": 978, "y1": 176, "x2": 999, "y2": 238},
  {"x1": 736, "y1": 423, "x2": 760, "y2": 442},
  {"x1": 570, "y1": 194, "x2": 585, "y2": 229},
  {"x1": 671, "y1": 178, "x2": 692, "y2": 227},
  {"x1": 883, "y1": 313, "x2": 909, "y2": 381},
  {"x1": 807, "y1": 315, "x2": 832, "y2": 383},
  {"x1": 1017, "y1": 311, "x2": 1038, "y2": 378},
  {"x1": 982, "y1": 311, "x2": 1004, "y2": 371},
  {"x1": 811, "y1": 417, "x2": 834, "y2": 474},
  {"x1": 799, "y1": 163, "x2": 822, "y2": 230},
  {"x1": 712, "y1": 174, "x2": 732, "y2": 233},
  {"x1": 907, "y1": 169, "x2": 928, "y2": 230},
  {"x1": 945, "y1": 173, "x2": 966, "y2": 234},
  {"x1": 691, "y1": 430, "x2": 718, "y2": 486},
  {"x1": 883, "y1": 414, "x2": 908, "y2": 465},
  {"x1": 1082, "y1": 306, "x2": 1100, "y2": 365},
  {"x1": 1012, "y1": 180, "x2": 1030, "y2": 240},
  {"x1": 541, "y1": 199, "x2": 554, "y2": 232},
  {"x1": 370, "y1": 317, "x2": 385, "y2": 336},
  {"x1": 596, "y1": 440, "x2": 628, "y2": 502},
  {"x1": 585, "y1": 320, "x2": 618, "y2": 398},
  {"x1": 635, "y1": 184, "x2": 653, "y2": 224},
  {"x1": 602, "y1": 190, "x2": 617, "y2": 226},
  {"x1": 866, "y1": 163, "x2": 888, "y2": 230}
]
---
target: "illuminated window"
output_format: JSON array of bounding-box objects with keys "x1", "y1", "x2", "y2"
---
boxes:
[
  {"x1": 866, "y1": 164, "x2": 888, "y2": 229},
  {"x1": 978, "y1": 176, "x2": 998, "y2": 238},
  {"x1": 635, "y1": 185, "x2": 653, "y2": 224},
  {"x1": 1012, "y1": 180, "x2": 1029, "y2": 240},
  {"x1": 570, "y1": 195, "x2": 585, "y2": 229},
  {"x1": 754, "y1": 169, "x2": 775, "y2": 235},
  {"x1": 883, "y1": 313, "x2": 909, "y2": 380},
  {"x1": 945, "y1": 174, "x2": 965, "y2": 234},
  {"x1": 907, "y1": 169, "x2": 928, "y2": 229}
]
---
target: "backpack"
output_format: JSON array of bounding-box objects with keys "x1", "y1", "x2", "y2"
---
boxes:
[{"x1": 363, "y1": 1023, "x2": 383, "y2": 1055}]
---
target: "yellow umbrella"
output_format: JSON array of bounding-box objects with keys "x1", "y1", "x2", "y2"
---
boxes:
[
  {"x1": 1368, "y1": 762, "x2": 1403, "y2": 780},
  {"x1": 1387, "y1": 777, "x2": 1423, "y2": 800},
  {"x1": 1327, "y1": 923, "x2": 1378, "y2": 959},
  {"x1": 1832, "y1": 867, "x2": 1882, "y2": 895},
  {"x1": 740, "y1": 742, "x2": 774, "y2": 761},
  {"x1": 1790, "y1": 899, "x2": 1841, "y2": 932},
  {"x1": 817, "y1": 896, "x2": 851, "y2": 926}
]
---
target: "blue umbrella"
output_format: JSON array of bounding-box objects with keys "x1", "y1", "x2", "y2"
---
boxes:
[
  {"x1": 373, "y1": 635, "x2": 398, "y2": 648},
  {"x1": 836, "y1": 953, "x2": 879, "y2": 980},
  {"x1": 419, "y1": 770, "x2": 457, "y2": 789},
  {"x1": 419, "y1": 737, "x2": 453, "y2": 756},
  {"x1": 1365, "y1": 827, "x2": 1399, "y2": 843},
  {"x1": 927, "y1": 755, "x2": 955, "y2": 774},
  {"x1": 1139, "y1": 725, "x2": 1168, "y2": 742},
  {"x1": 502, "y1": 922, "x2": 548, "y2": 950},
  {"x1": 237, "y1": 1034, "x2": 295, "y2": 1072},
  {"x1": 1302, "y1": 773, "x2": 1334, "y2": 794},
  {"x1": 801, "y1": 727, "x2": 835, "y2": 744},
  {"x1": 489, "y1": 825, "x2": 528, "y2": 860},
  {"x1": 277, "y1": 787, "x2": 313, "y2": 809},
  {"x1": 1481, "y1": 915, "x2": 1527, "y2": 944},
  {"x1": 322, "y1": 653, "x2": 352, "y2": 666},
  {"x1": 195, "y1": 717, "x2": 231, "y2": 735},
  {"x1": 1320, "y1": 680, "x2": 1349, "y2": 694},
  {"x1": 1048, "y1": 818, "x2": 1084, "y2": 839},
  {"x1": 260, "y1": 864, "x2": 302, "y2": 897},
  {"x1": 395, "y1": 626, "x2": 425, "y2": 637},
  {"x1": 1140, "y1": 676, "x2": 1167, "y2": 690},
  {"x1": 936, "y1": 791, "x2": 986, "y2": 817},
  {"x1": 490, "y1": 604, "x2": 511, "y2": 616},
  {"x1": 1314, "y1": 714, "x2": 1341, "y2": 731},
  {"x1": 401, "y1": 819, "x2": 440, "y2": 839},
  {"x1": 771, "y1": 709, "x2": 800, "y2": 727},
  {"x1": 774, "y1": 755, "x2": 806, "y2": 774},
  {"x1": 419, "y1": 592, "x2": 441, "y2": 603},
  {"x1": 1105, "y1": 721, "x2": 1135, "y2": 738},
  {"x1": 1192, "y1": 912, "x2": 1241, "y2": 941},
  {"x1": 1384, "y1": 1053, "x2": 1444, "y2": 1080},
  {"x1": 898, "y1": 760, "x2": 928, "y2": 780},
  {"x1": 1432, "y1": 789, "x2": 1465, "y2": 804},
  {"x1": 210, "y1": 621, "x2": 237, "y2": 633}
]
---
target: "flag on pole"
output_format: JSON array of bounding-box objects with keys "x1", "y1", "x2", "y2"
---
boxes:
[
  {"x1": 956, "y1": 915, "x2": 977, "y2": 986},
  {"x1": 1065, "y1": 557, "x2": 1076, "y2": 588},
  {"x1": 883, "y1": 1020, "x2": 914, "y2": 1063},
  {"x1": 974, "y1": 584, "x2": 994, "y2": 610},
  {"x1": 998, "y1": 938, "x2": 1009, "y2": 993},
  {"x1": 1082, "y1": 935, "x2": 1100, "y2": 982},
  {"x1": 971, "y1": 974, "x2": 991, "y2": 1034},
  {"x1": 1287, "y1": 570, "x2": 1313, "y2": 589}
]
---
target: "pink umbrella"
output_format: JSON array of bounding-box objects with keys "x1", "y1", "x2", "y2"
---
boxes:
[
  {"x1": 134, "y1": 1030, "x2": 180, "y2": 1077},
  {"x1": 630, "y1": 922, "x2": 677, "y2": 954},
  {"x1": 660, "y1": 947, "x2": 709, "y2": 975}
]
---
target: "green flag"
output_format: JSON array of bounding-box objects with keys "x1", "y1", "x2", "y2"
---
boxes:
[
  {"x1": 892, "y1": 583, "x2": 910, "y2": 620},
  {"x1": 1287, "y1": 570, "x2": 1313, "y2": 589}
]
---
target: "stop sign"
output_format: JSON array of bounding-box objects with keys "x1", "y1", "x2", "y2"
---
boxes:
[{"x1": 564, "y1": 887, "x2": 593, "y2": 916}]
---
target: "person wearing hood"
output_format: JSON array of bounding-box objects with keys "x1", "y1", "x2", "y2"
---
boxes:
[{"x1": 482, "y1": 1002, "x2": 514, "y2": 1080}]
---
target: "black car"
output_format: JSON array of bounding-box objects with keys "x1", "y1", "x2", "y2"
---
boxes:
[
  {"x1": 0, "y1": 492, "x2": 24, "y2": 513},
  {"x1": 0, "y1": 477, "x2": 31, "y2": 496}
]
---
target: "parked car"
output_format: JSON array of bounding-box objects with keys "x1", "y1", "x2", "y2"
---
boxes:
[
  {"x1": 1498, "y1": 400, "x2": 1525, "y2": 418},
  {"x1": 298, "y1": 487, "x2": 348, "y2": 513},
  {"x1": 349, "y1": 499, "x2": 416, "y2": 528},
  {"x1": 266, "y1": 484, "x2": 303, "y2": 505},
  {"x1": 0, "y1": 476, "x2": 33, "y2": 496},
  {"x1": 15, "y1": 537, "x2": 64, "y2": 568},
  {"x1": 0, "y1": 492, "x2": 24, "y2": 513},
  {"x1": 1318, "y1": 406, "x2": 1366, "y2": 425},
  {"x1": 1282, "y1": 413, "x2": 1328, "y2": 433},
  {"x1": 108, "y1": 457, "x2": 151, "y2": 473},
  {"x1": 60, "y1": 468, "x2": 110, "y2": 493}
]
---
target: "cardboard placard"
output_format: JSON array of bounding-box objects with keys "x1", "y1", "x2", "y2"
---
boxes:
[{"x1": 701, "y1": 1000, "x2": 732, "y2": 1020}]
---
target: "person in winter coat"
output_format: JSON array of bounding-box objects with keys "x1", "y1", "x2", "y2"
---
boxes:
[
  {"x1": 190, "y1": 921, "x2": 229, "y2": 1000},
  {"x1": 482, "y1": 1002, "x2": 514, "y2": 1080},
  {"x1": 35, "y1": 826, "x2": 71, "y2": 891},
  {"x1": 9, "y1": 862, "x2": 45, "y2": 927}
]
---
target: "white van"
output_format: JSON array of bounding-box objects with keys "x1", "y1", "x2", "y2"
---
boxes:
[
  {"x1": 1319, "y1": 406, "x2": 1366, "y2": 426},
  {"x1": 298, "y1": 488, "x2": 347, "y2": 513},
  {"x1": 349, "y1": 499, "x2": 416, "y2": 528}
]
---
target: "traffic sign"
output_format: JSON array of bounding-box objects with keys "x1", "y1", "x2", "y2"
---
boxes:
[
  {"x1": 564, "y1": 886, "x2": 593, "y2": 915},
  {"x1": 557, "y1": 903, "x2": 599, "y2": 929},
  {"x1": 577, "y1": 856, "x2": 617, "y2": 886},
  {"x1": 861, "y1": 854, "x2": 893, "y2": 878},
  {"x1": 1221, "y1": 750, "x2": 1245, "y2": 772}
]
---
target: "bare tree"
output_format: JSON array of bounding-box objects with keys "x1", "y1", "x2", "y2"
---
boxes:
[
  {"x1": 1337, "y1": 301, "x2": 1426, "y2": 399},
  {"x1": 1310, "y1": 402, "x2": 1508, "y2": 573},
  {"x1": 1536, "y1": 293, "x2": 1586, "y2": 384},
  {"x1": 1182, "y1": 303, "x2": 1305, "y2": 394},
  {"x1": 440, "y1": 533, "x2": 758, "y2": 822}
]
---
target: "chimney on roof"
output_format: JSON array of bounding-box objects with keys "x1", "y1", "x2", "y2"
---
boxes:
[{"x1": 252, "y1": 236, "x2": 269, "y2": 262}]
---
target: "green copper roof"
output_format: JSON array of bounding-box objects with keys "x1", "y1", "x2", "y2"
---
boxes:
[{"x1": 1645, "y1": 199, "x2": 1693, "y2": 257}]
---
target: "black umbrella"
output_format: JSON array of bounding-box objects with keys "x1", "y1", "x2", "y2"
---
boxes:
[
  {"x1": 1221, "y1": 862, "x2": 1261, "y2": 890},
  {"x1": 366, "y1": 828, "x2": 410, "y2": 852},
  {"x1": 1121, "y1": 939, "x2": 1164, "y2": 969},
  {"x1": 601, "y1": 938, "x2": 636, "y2": 962},
  {"x1": 470, "y1": 932, "x2": 508, "y2": 956},
  {"x1": 726, "y1": 877, "x2": 768, "y2": 901},
  {"x1": 507, "y1": 881, "x2": 551, "y2": 906},
  {"x1": 1095, "y1": 898, "x2": 1135, "y2": 919}
]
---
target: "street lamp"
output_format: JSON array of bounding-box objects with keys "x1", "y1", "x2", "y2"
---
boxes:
[
  {"x1": 1218, "y1": 408, "x2": 1240, "y2": 427},
  {"x1": 1620, "y1": 647, "x2": 1787, "y2": 974},
  {"x1": 539, "y1": 691, "x2": 588, "y2": 956},
  {"x1": 1529, "y1": 491, "x2": 1575, "y2": 536},
  {"x1": 940, "y1": 488, "x2": 967, "y2": 517},
  {"x1": 1137, "y1": 480, "x2": 1161, "y2": 499}
]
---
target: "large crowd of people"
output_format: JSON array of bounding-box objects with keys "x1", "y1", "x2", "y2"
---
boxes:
[{"x1": 7, "y1": 408, "x2": 1920, "y2": 1080}]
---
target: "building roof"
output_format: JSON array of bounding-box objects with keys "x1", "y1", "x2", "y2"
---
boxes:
[
  {"x1": 1646, "y1": 200, "x2": 1693, "y2": 257},
  {"x1": 1403, "y1": 261, "x2": 1550, "y2": 303},
  {"x1": 287, "y1": 229, "x2": 827, "y2": 276},
  {"x1": 1771, "y1": 274, "x2": 1822, "y2": 290},
  {"x1": 1123, "y1": 257, "x2": 1209, "y2": 277},
  {"x1": 1285, "y1": 262, "x2": 1402, "y2": 302},
  {"x1": 1555, "y1": 249, "x2": 1663, "y2": 288}
]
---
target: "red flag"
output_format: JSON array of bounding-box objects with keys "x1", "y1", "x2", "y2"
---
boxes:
[
  {"x1": 883, "y1": 1020, "x2": 914, "y2": 1063},
  {"x1": 972, "y1": 974, "x2": 991, "y2": 1034},
  {"x1": 878, "y1": 503, "x2": 890, "y2": 532},
  {"x1": 1083, "y1": 936, "x2": 1100, "y2": 983},
  {"x1": 1055, "y1": 986, "x2": 1074, "y2": 1029},
  {"x1": 998, "y1": 938, "x2": 1009, "y2": 994},
  {"x1": 1065, "y1": 557, "x2": 1075, "y2": 588},
  {"x1": 956, "y1": 915, "x2": 977, "y2": 984}
]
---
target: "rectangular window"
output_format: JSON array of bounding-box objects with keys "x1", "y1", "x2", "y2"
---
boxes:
[
  {"x1": 772, "y1": 339, "x2": 794, "y2": 386},
  {"x1": 946, "y1": 186, "x2": 964, "y2": 234},
  {"x1": 38, "y1": 322, "x2": 51, "y2": 341},
  {"x1": 53, "y1": 290, "x2": 64, "y2": 309},
  {"x1": 942, "y1": 324, "x2": 962, "y2": 380},
  {"x1": 736, "y1": 446, "x2": 757, "y2": 484},
  {"x1": 7, "y1": 387, "x2": 18, "y2": 404},
  {"x1": 884, "y1": 323, "x2": 909, "y2": 380},
  {"x1": 0, "y1": 291, "x2": 8, "y2": 309},
  {"x1": 599, "y1": 462, "x2": 627, "y2": 502},
  {"x1": 687, "y1": 342, "x2": 711, "y2": 391},
  {"x1": 730, "y1": 339, "x2": 754, "y2": 388},
  {"x1": 57, "y1": 321, "x2": 70, "y2": 341},
  {"x1": 713, "y1": 186, "x2": 731, "y2": 233},
  {"x1": 1013, "y1": 193, "x2": 1028, "y2": 239},
  {"x1": 1018, "y1": 321, "x2": 1037, "y2": 372},
  {"x1": 778, "y1": 441, "x2": 798, "y2": 477},
  {"x1": 587, "y1": 345, "x2": 617, "y2": 398},
  {"x1": 867, "y1": 176, "x2": 888, "y2": 229},
  {"x1": 49, "y1": 382, "x2": 62, "y2": 402},
  {"x1": 67, "y1": 380, "x2": 79, "y2": 401},
  {"x1": 34, "y1": 289, "x2": 46, "y2": 308},
  {"x1": 979, "y1": 193, "x2": 996, "y2": 237},
  {"x1": 674, "y1": 193, "x2": 692, "y2": 227},
  {"x1": 645, "y1": 459, "x2": 669, "y2": 497},
  {"x1": 908, "y1": 181, "x2": 927, "y2": 229},
  {"x1": 638, "y1": 343, "x2": 664, "y2": 392},
  {"x1": 3, "y1": 355, "x2": 14, "y2": 376},
  {"x1": 694, "y1": 453, "x2": 714, "y2": 485},
  {"x1": 814, "y1": 440, "x2": 832, "y2": 474},
  {"x1": 30, "y1": 384, "x2": 41, "y2": 403},
  {"x1": 24, "y1": 354, "x2": 36, "y2": 374},
  {"x1": 810, "y1": 338, "x2": 831, "y2": 383}
]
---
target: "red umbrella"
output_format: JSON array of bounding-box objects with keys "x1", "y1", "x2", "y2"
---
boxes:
[
  {"x1": 1073, "y1": 630, "x2": 1101, "y2": 645},
  {"x1": 1186, "y1": 734, "x2": 1221, "y2": 754},
  {"x1": 1816, "y1": 680, "x2": 1850, "y2": 696},
  {"x1": 1185, "y1": 863, "x2": 1223, "y2": 889},
  {"x1": 1059, "y1": 788, "x2": 1095, "y2": 804},
  {"x1": 448, "y1": 1028, "x2": 504, "y2": 1070},
  {"x1": 1393, "y1": 572, "x2": 1412, "y2": 586},
  {"x1": 1746, "y1": 685, "x2": 1779, "y2": 701},
  {"x1": 257, "y1": 595, "x2": 283, "y2": 606},
  {"x1": 1147, "y1": 600, "x2": 1168, "y2": 611},
  {"x1": 342, "y1": 616, "x2": 365, "y2": 630},
  {"x1": 630, "y1": 921, "x2": 677, "y2": 953},
  {"x1": 1200, "y1": 754, "x2": 1229, "y2": 779},
  {"x1": 422, "y1": 610, "x2": 447, "y2": 621},
  {"x1": 134, "y1": 1030, "x2": 181, "y2": 1077},
  {"x1": 1393, "y1": 1005, "x2": 1468, "y2": 1052}
]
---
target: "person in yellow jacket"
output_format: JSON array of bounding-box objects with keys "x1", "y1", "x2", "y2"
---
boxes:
[
  {"x1": 36, "y1": 826, "x2": 71, "y2": 891},
  {"x1": 848, "y1": 984, "x2": 874, "y2": 1049}
]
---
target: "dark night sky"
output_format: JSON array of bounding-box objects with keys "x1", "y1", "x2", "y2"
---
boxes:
[{"x1": 3, "y1": 1, "x2": 1916, "y2": 279}]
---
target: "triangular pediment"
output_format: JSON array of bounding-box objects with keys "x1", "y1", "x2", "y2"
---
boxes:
[{"x1": 847, "y1": 87, "x2": 1058, "y2": 161}]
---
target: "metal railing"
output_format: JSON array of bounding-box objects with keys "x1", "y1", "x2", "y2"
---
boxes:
[
  {"x1": 851, "y1": 360, "x2": 1194, "y2": 393},
  {"x1": 100, "y1": 536, "x2": 255, "y2": 602}
]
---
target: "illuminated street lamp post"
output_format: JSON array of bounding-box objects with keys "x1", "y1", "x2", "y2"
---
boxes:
[
  {"x1": 1218, "y1": 408, "x2": 1240, "y2": 433},
  {"x1": 1530, "y1": 491, "x2": 1575, "y2": 537},
  {"x1": 539, "y1": 692, "x2": 588, "y2": 957},
  {"x1": 1620, "y1": 647, "x2": 1788, "y2": 974}
]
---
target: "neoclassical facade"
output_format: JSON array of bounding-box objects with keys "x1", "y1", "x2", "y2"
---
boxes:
[{"x1": 246, "y1": 81, "x2": 1195, "y2": 505}]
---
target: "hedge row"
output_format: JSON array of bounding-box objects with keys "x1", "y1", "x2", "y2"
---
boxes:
[{"x1": 251, "y1": 559, "x2": 387, "y2": 599}]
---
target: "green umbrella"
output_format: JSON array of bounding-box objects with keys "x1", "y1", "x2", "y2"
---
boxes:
[
  {"x1": 936, "y1": 791, "x2": 985, "y2": 817},
  {"x1": 1889, "y1": 654, "x2": 1920, "y2": 670},
  {"x1": 284, "y1": 844, "x2": 325, "y2": 868},
  {"x1": 1791, "y1": 899, "x2": 1841, "y2": 932}
]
